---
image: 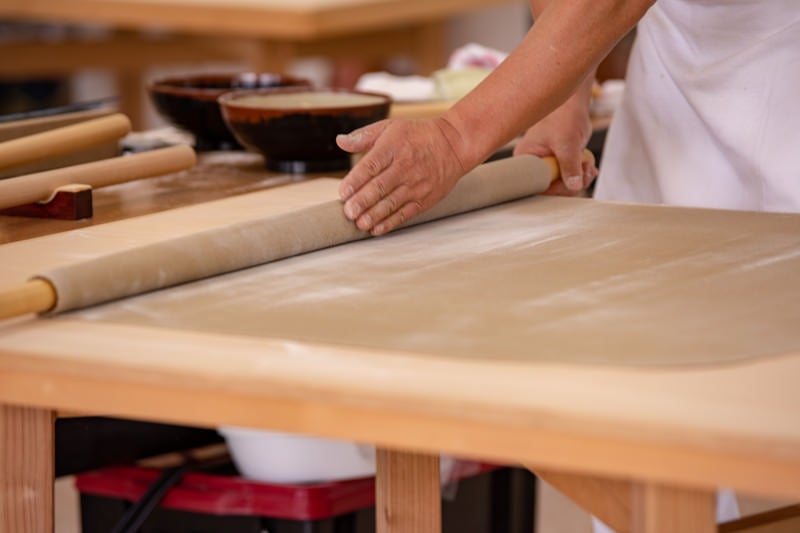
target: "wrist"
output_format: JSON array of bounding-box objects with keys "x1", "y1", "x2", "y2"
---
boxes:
[{"x1": 435, "y1": 112, "x2": 483, "y2": 173}]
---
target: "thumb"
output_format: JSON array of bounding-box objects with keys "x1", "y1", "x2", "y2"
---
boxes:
[
  {"x1": 554, "y1": 147, "x2": 585, "y2": 192},
  {"x1": 336, "y1": 120, "x2": 390, "y2": 154}
]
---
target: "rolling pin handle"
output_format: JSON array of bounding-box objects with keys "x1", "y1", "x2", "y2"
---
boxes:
[
  {"x1": 0, "y1": 279, "x2": 57, "y2": 320},
  {"x1": 542, "y1": 148, "x2": 596, "y2": 184}
]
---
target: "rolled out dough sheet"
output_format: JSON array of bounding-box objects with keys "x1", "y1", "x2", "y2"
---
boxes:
[
  {"x1": 24, "y1": 193, "x2": 800, "y2": 367},
  {"x1": 35, "y1": 155, "x2": 552, "y2": 313}
]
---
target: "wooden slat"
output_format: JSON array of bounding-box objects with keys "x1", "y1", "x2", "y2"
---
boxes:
[
  {"x1": 376, "y1": 449, "x2": 441, "y2": 533},
  {"x1": 0, "y1": 404, "x2": 55, "y2": 533}
]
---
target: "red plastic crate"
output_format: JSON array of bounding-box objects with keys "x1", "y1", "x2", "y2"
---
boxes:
[{"x1": 76, "y1": 461, "x2": 496, "y2": 521}]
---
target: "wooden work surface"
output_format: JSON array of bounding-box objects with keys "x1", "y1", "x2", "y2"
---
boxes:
[{"x1": 1, "y1": 159, "x2": 799, "y2": 532}]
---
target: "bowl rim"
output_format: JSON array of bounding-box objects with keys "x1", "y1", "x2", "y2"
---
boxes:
[
  {"x1": 217, "y1": 87, "x2": 393, "y2": 112},
  {"x1": 147, "y1": 73, "x2": 311, "y2": 100}
]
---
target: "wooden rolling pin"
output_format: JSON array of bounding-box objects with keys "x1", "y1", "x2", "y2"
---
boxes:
[
  {"x1": 0, "y1": 113, "x2": 131, "y2": 171},
  {"x1": 0, "y1": 150, "x2": 593, "y2": 320},
  {"x1": 0, "y1": 144, "x2": 197, "y2": 211}
]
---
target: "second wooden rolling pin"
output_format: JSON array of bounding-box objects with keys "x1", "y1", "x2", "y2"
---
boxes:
[
  {"x1": 1, "y1": 151, "x2": 591, "y2": 319},
  {"x1": 0, "y1": 145, "x2": 197, "y2": 211}
]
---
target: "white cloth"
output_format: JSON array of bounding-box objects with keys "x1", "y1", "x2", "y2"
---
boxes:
[{"x1": 595, "y1": 0, "x2": 800, "y2": 212}]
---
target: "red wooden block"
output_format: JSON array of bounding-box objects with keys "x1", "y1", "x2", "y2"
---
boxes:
[{"x1": 0, "y1": 184, "x2": 93, "y2": 220}]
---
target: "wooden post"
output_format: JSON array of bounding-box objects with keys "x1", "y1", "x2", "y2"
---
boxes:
[
  {"x1": 414, "y1": 21, "x2": 446, "y2": 75},
  {"x1": 117, "y1": 69, "x2": 145, "y2": 131},
  {"x1": 632, "y1": 481, "x2": 716, "y2": 533},
  {"x1": 247, "y1": 40, "x2": 297, "y2": 76},
  {"x1": 376, "y1": 448, "x2": 441, "y2": 533},
  {"x1": 0, "y1": 404, "x2": 55, "y2": 533}
]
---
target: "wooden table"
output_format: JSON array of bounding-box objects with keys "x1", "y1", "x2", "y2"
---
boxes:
[
  {"x1": 2, "y1": 152, "x2": 800, "y2": 533},
  {"x1": 0, "y1": 0, "x2": 520, "y2": 127}
]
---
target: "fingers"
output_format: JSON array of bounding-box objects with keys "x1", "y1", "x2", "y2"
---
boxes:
[
  {"x1": 543, "y1": 157, "x2": 598, "y2": 196},
  {"x1": 337, "y1": 121, "x2": 396, "y2": 204},
  {"x1": 551, "y1": 142, "x2": 585, "y2": 193},
  {"x1": 582, "y1": 158, "x2": 599, "y2": 188},
  {"x1": 352, "y1": 183, "x2": 428, "y2": 236},
  {"x1": 352, "y1": 184, "x2": 407, "y2": 231},
  {"x1": 341, "y1": 152, "x2": 397, "y2": 221},
  {"x1": 371, "y1": 201, "x2": 425, "y2": 236},
  {"x1": 337, "y1": 117, "x2": 467, "y2": 236},
  {"x1": 336, "y1": 120, "x2": 389, "y2": 155}
]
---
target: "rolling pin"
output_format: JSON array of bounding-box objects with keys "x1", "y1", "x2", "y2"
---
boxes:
[
  {"x1": 0, "y1": 113, "x2": 131, "y2": 171},
  {"x1": 0, "y1": 144, "x2": 197, "y2": 211},
  {"x1": 0, "y1": 150, "x2": 593, "y2": 320}
]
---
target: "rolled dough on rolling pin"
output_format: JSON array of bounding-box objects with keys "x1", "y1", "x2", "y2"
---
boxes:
[{"x1": 7, "y1": 152, "x2": 587, "y2": 317}]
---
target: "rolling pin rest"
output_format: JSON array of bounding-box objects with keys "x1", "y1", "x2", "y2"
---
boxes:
[{"x1": 0, "y1": 184, "x2": 94, "y2": 220}]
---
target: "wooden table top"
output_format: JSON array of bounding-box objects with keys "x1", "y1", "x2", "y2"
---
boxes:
[
  {"x1": 1, "y1": 0, "x2": 518, "y2": 39},
  {"x1": 1, "y1": 162, "x2": 800, "y2": 504}
]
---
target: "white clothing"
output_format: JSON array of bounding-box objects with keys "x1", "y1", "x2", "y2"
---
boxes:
[{"x1": 595, "y1": 0, "x2": 800, "y2": 212}]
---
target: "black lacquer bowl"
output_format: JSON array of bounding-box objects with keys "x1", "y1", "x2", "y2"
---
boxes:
[
  {"x1": 148, "y1": 73, "x2": 310, "y2": 151},
  {"x1": 218, "y1": 88, "x2": 391, "y2": 173}
]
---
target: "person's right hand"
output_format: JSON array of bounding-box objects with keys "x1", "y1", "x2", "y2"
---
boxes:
[
  {"x1": 336, "y1": 116, "x2": 471, "y2": 236},
  {"x1": 513, "y1": 96, "x2": 597, "y2": 196}
]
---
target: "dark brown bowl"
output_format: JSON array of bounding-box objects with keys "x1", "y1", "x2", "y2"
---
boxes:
[
  {"x1": 218, "y1": 88, "x2": 391, "y2": 173},
  {"x1": 147, "y1": 73, "x2": 311, "y2": 151}
]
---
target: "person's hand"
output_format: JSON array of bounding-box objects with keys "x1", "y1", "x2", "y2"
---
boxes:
[
  {"x1": 513, "y1": 97, "x2": 598, "y2": 196},
  {"x1": 336, "y1": 117, "x2": 469, "y2": 236}
]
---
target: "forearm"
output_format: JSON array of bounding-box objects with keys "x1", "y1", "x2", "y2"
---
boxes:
[
  {"x1": 530, "y1": 0, "x2": 597, "y2": 119},
  {"x1": 441, "y1": 0, "x2": 652, "y2": 169}
]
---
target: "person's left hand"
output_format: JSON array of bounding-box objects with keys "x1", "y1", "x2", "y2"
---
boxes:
[
  {"x1": 336, "y1": 116, "x2": 469, "y2": 236},
  {"x1": 513, "y1": 92, "x2": 597, "y2": 196}
]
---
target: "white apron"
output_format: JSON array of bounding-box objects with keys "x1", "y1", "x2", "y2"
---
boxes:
[{"x1": 594, "y1": 0, "x2": 800, "y2": 213}]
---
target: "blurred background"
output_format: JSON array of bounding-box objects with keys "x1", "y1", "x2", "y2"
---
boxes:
[{"x1": 0, "y1": 4, "x2": 534, "y2": 129}]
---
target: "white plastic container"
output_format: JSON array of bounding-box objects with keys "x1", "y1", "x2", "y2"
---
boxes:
[{"x1": 218, "y1": 427, "x2": 376, "y2": 484}]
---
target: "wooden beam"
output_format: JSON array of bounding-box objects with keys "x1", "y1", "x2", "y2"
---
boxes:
[
  {"x1": 0, "y1": 33, "x2": 253, "y2": 77},
  {"x1": 3, "y1": 0, "x2": 517, "y2": 40},
  {"x1": 720, "y1": 504, "x2": 800, "y2": 533},
  {"x1": 536, "y1": 468, "x2": 633, "y2": 532}
]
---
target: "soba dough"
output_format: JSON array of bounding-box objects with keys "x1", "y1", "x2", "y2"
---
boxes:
[{"x1": 37, "y1": 155, "x2": 553, "y2": 313}]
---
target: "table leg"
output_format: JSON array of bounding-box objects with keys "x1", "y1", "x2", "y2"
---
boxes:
[
  {"x1": 632, "y1": 481, "x2": 715, "y2": 533},
  {"x1": 0, "y1": 404, "x2": 55, "y2": 533},
  {"x1": 376, "y1": 448, "x2": 441, "y2": 533}
]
